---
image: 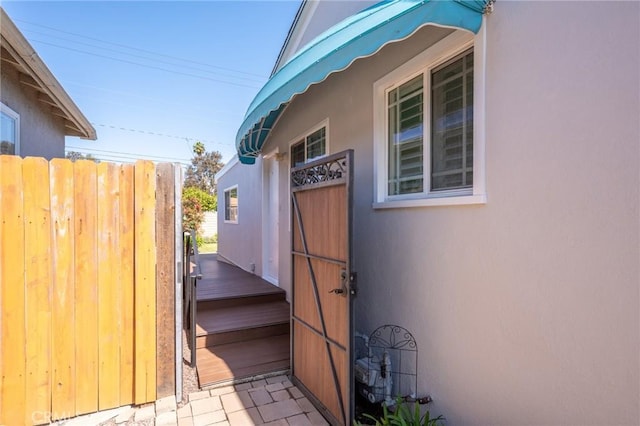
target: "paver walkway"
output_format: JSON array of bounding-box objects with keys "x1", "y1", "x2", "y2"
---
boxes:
[{"x1": 56, "y1": 375, "x2": 329, "y2": 426}]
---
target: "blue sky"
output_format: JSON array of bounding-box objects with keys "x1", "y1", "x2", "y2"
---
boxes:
[{"x1": 2, "y1": 1, "x2": 301, "y2": 166}]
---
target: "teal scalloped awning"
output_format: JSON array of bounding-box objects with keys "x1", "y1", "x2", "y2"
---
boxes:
[{"x1": 236, "y1": 0, "x2": 490, "y2": 164}]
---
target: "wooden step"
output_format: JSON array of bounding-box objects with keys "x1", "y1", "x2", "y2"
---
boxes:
[
  {"x1": 197, "y1": 291, "x2": 285, "y2": 311},
  {"x1": 196, "y1": 301, "x2": 290, "y2": 348},
  {"x1": 197, "y1": 334, "x2": 290, "y2": 387}
]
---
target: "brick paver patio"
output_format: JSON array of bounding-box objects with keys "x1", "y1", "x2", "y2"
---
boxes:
[{"x1": 55, "y1": 375, "x2": 329, "y2": 426}]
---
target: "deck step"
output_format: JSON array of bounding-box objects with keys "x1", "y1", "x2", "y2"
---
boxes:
[
  {"x1": 196, "y1": 334, "x2": 290, "y2": 387},
  {"x1": 196, "y1": 301, "x2": 290, "y2": 348},
  {"x1": 197, "y1": 291, "x2": 285, "y2": 311}
]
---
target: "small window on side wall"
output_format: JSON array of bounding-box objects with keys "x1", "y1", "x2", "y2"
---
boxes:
[
  {"x1": 1, "y1": 103, "x2": 20, "y2": 156},
  {"x1": 224, "y1": 186, "x2": 238, "y2": 223},
  {"x1": 291, "y1": 126, "x2": 326, "y2": 168}
]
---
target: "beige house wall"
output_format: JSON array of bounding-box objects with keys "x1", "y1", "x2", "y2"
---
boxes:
[
  {"x1": 216, "y1": 157, "x2": 264, "y2": 276},
  {"x1": 249, "y1": 1, "x2": 640, "y2": 424},
  {"x1": 1, "y1": 64, "x2": 66, "y2": 159}
]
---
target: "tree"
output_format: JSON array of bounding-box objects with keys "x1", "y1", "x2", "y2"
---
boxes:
[
  {"x1": 184, "y1": 142, "x2": 223, "y2": 194},
  {"x1": 66, "y1": 151, "x2": 100, "y2": 163}
]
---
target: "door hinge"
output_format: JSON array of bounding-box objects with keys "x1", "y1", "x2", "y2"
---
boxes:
[{"x1": 349, "y1": 272, "x2": 357, "y2": 296}]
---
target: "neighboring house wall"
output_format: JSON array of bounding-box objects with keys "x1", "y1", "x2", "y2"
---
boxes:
[
  {"x1": 226, "y1": 2, "x2": 639, "y2": 424},
  {"x1": 1, "y1": 63, "x2": 66, "y2": 159},
  {"x1": 216, "y1": 157, "x2": 264, "y2": 275},
  {"x1": 201, "y1": 211, "x2": 218, "y2": 238}
]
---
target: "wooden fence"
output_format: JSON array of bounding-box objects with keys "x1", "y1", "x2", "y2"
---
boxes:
[{"x1": 0, "y1": 157, "x2": 179, "y2": 425}]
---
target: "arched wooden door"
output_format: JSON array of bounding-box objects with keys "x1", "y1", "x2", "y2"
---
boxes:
[{"x1": 290, "y1": 150, "x2": 355, "y2": 425}]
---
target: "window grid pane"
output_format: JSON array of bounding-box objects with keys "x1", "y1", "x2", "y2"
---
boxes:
[
  {"x1": 388, "y1": 75, "x2": 424, "y2": 196},
  {"x1": 225, "y1": 188, "x2": 238, "y2": 222},
  {"x1": 431, "y1": 50, "x2": 473, "y2": 191},
  {"x1": 291, "y1": 140, "x2": 305, "y2": 167},
  {"x1": 306, "y1": 127, "x2": 325, "y2": 161}
]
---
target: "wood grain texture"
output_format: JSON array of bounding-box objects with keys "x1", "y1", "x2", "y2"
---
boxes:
[
  {"x1": 291, "y1": 175, "x2": 350, "y2": 425},
  {"x1": 134, "y1": 160, "x2": 157, "y2": 404},
  {"x1": 23, "y1": 157, "x2": 52, "y2": 423},
  {"x1": 73, "y1": 159, "x2": 99, "y2": 415},
  {"x1": 97, "y1": 162, "x2": 121, "y2": 409},
  {"x1": 196, "y1": 335, "x2": 290, "y2": 386},
  {"x1": 293, "y1": 323, "x2": 347, "y2": 423},
  {"x1": 155, "y1": 163, "x2": 175, "y2": 399},
  {"x1": 50, "y1": 159, "x2": 76, "y2": 419},
  {"x1": 119, "y1": 164, "x2": 135, "y2": 406},
  {"x1": 0, "y1": 156, "x2": 26, "y2": 425}
]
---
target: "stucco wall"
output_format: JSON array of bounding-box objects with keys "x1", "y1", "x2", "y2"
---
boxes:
[
  {"x1": 216, "y1": 157, "x2": 264, "y2": 275},
  {"x1": 1, "y1": 65, "x2": 66, "y2": 159},
  {"x1": 255, "y1": 1, "x2": 639, "y2": 424}
]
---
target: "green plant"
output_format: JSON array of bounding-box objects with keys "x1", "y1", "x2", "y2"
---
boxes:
[
  {"x1": 183, "y1": 186, "x2": 217, "y2": 212},
  {"x1": 182, "y1": 191, "x2": 204, "y2": 234},
  {"x1": 357, "y1": 398, "x2": 445, "y2": 426}
]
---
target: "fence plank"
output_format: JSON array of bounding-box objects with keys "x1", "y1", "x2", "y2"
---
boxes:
[
  {"x1": 23, "y1": 157, "x2": 52, "y2": 424},
  {"x1": 50, "y1": 159, "x2": 76, "y2": 420},
  {"x1": 156, "y1": 163, "x2": 176, "y2": 398},
  {"x1": 0, "y1": 156, "x2": 26, "y2": 425},
  {"x1": 119, "y1": 164, "x2": 135, "y2": 405},
  {"x1": 73, "y1": 160, "x2": 99, "y2": 415},
  {"x1": 134, "y1": 160, "x2": 157, "y2": 404},
  {"x1": 97, "y1": 162, "x2": 120, "y2": 409}
]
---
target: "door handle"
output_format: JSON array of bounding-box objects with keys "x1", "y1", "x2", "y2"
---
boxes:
[{"x1": 328, "y1": 269, "x2": 348, "y2": 295}]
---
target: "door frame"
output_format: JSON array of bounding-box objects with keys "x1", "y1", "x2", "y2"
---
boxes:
[{"x1": 262, "y1": 149, "x2": 281, "y2": 285}]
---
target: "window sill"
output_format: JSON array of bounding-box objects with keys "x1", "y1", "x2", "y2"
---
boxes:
[
  {"x1": 224, "y1": 220, "x2": 239, "y2": 225},
  {"x1": 372, "y1": 193, "x2": 486, "y2": 209}
]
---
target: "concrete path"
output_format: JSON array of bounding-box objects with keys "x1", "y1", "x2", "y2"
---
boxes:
[{"x1": 57, "y1": 375, "x2": 329, "y2": 426}]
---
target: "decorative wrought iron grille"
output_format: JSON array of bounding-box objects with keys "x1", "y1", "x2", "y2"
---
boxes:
[{"x1": 291, "y1": 152, "x2": 349, "y2": 188}]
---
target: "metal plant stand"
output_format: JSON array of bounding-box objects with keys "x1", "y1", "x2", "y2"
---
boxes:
[{"x1": 355, "y1": 325, "x2": 418, "y2": 405}]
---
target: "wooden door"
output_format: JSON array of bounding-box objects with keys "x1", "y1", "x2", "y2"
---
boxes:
[{"x1": 290, "y1": 150, "x2": 355, "y2": 425}]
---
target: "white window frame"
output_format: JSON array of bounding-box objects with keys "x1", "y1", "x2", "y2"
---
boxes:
[
  {"x1": 223, "y1": 185, "x2": 239, "y2": 224},
  {"x1": 1, "y1": 102, "x2": 20, "y2": 156},
  {"x1": 287, "y1": 118, "x2": 330, "y2": 232},
  {"x1": 289, "y1": 118, "x2": 330, "y2": 168},
  {"x1": 373, "y1": 24, "x2": 487, "y2": 209}
]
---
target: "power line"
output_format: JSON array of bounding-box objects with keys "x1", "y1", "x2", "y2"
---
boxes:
[
  {"x1": 22, "y1": 28, "x2": 267, "y2": 84},
  {"x1": 30, "y1": 39, "x2": 263, "y2": 89},
  {"x1": 14, "y1": 18, "x2": 268, "y2": 79},
  {"x1": 89, "y1": 122, "x2": 235, "y2": 146},
  {"x1": 66, "y1": 146, "x2": 191, "y2": 163}
]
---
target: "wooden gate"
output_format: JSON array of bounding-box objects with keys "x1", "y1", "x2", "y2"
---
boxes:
[
  {"x1": 290, "y1": 150, "x2": 355, "y2": 425},
  {"x1": 0, "y1": 157, "x2": 180, "y2": 425}
]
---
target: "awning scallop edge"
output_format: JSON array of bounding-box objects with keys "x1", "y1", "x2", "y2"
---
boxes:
[{"x1": 236, "y1": 0, "x2": 491, "y2": 164}]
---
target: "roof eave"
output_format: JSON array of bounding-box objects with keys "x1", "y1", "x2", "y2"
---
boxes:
[{"x1": 0, "y1": 8, "x2": 97, "y2": 140}]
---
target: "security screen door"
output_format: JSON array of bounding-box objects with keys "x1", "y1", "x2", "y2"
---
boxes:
[{"x1": 290, "y1": 150, "x2": 355, "y2": 426}]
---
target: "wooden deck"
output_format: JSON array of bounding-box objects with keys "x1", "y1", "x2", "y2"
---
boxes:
[
  {"x1": 197, "y1": 254, "x2": 284, "y2": 303},
  {"x1": 194, "y1": 254, "x2": 290, "y2": 387}
]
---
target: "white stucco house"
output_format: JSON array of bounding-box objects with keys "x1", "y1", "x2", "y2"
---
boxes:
[
  {"x1": 1, "y1": 7, "x2": 96, "y2": 158},
  {"x1": 216, "y1": 1, "x2": 639, "y2": 424}
]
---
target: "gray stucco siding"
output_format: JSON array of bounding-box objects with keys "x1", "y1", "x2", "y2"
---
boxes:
[{"x1": 1, "y1": 65, "x2": 66, "y2": 159}]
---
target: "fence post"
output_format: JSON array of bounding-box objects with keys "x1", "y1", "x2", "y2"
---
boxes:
[
  {"x1": 174, "y1": 165, "x2": 184, "y2": 402},
  {"x1": 156, "y1": 163, "x2": 176, "y2": 398}
]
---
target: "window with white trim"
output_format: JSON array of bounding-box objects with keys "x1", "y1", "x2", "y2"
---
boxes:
[
  {"x1": 374, "y1": 29, "x2": 486, "y2": 208},
  {"x1": 1, "y1": 103, "x2": 20, "y2": 156},
  {"x1": 291, "y1": 126, "x2": 326, "y2": 167},
  {"x1": 224, "y1": 186, "x2": 238, "y2": 223}
]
